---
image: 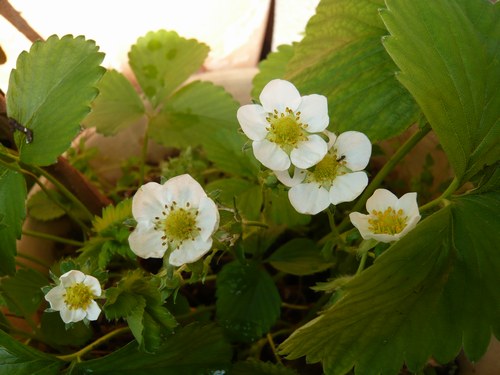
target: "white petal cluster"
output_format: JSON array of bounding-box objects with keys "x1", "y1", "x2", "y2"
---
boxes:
[
  {"x1": 349, "y1": 189, "x2": 421, "y2": 243},
  {"x1": 128, "y1": 174, "x2": 219, "y2": 267},
  {"x1": 237, "y1": 79, "x2": 329, "y2": 171},
  {"x1": 275, "y1": 131, "x2": 372, "y2": 215},
  {"x1": 44, "y1": 270, "x2": 102, "y2": 324}
]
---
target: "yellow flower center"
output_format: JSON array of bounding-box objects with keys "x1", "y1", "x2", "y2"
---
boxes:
[
  {"x1": 266, "y1": 108, "x2": 307, "y2": 152},
  {"x1": 368, "y1": 207, "x2": 408, "y2": 235},
  {"x1": 163, "y1": 208, "x2": 199, "y2": 241},
  {"x1": 307, "y1": 151, "x2": 347, "y2": 187},
  {"x1": 64, "y1": 283, "x2": 95, "y2": 310}
]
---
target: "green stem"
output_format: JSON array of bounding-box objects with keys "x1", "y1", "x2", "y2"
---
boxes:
[
  {"x1": 16, "y1": 251, "x2": 52, "y2": 269},
  {"x1": 356, "y1": 252, "x2": 368, "y2": 276},
  {"x1": 242, "y1": 220, "x2": 269, "y2": 228},
  {"x1": 337, "y1": 123, "x2": 432, "y2": 233},
  {"x1": 419, "y1": 176, "x2": 460, "y2": 212},
  {"x1": 266, "y1": 333, "x2": 283, "y2": 365},
  {"x1": 22, "y1": 229, "x2": 84, "y2": 247},
  {"x1": 281, "y1": 302, "x2": 311, "y2": 310},
  {"x1": 139, "y1": 130, "x2": 149, "y2": 187},
  {"x1": 56, "y1": 326, "x2": 130, "y2": 362}
]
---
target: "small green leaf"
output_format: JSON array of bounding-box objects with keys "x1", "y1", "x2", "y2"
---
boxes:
[
  {"x1": 82, "y1": 69, "x2": 145, "y2": 135},
  {"x1": 0, "y1": 329, "x2": 64, "y2": 374},
  {"x1": 128, "y1": 30, "x2": 209, "y2": 107},
  {"x1": 0, "y1": 268, "x2": 48, "y2": 316},
  {"x1": 216, "y1": 261, "x2": 281, "y2": 342},
  {"x1": 267, "y1": 238, "x2": 333, "y2": 276},
  {"x1": 269, "y1": 0, "x2": 420, "y2": 141},
  {"x1": 252, "y1": 44, "x2": 295, "y2": 98},
  {"x1": 149, "y1": 80, "x2": 259, "y2": 177},
  {"x1": 26, "y1": 190, "x2": 66, "y2": 221},
  {"x1": 230, "y1": 359, "x2": 299, "y2": 375},
  {"x1": 0, "y1": 167, "x2": 26, "y2": 275},
  {"x1": 40, "y1": 312, "x2": 93, "y2": 347},
  {"x1": 280, "y1": 190, "x2": 500, "y2": 375},
  {"x1": 7, "y1": 34, "x2": 105, "y2": 166},
  {"x1": 72, "y1": 323, "x2": 232, "y2": 374},
  {"x1": 381, "y1": 0, "x2": 500, "y2": 182}
]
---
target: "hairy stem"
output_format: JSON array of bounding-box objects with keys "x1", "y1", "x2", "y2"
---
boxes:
[
  {"x1": 0, "y1": 0, "x2": 43, "y2": 42},
  {"x1": 22, "y1": 228, "x2": 84, "y2": 247},
  {"x1": 419, "y1": 176, "x2": 460, "y2": 212}
]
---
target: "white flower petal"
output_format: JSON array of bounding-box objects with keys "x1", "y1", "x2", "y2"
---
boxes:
[
  {"x1": 329, "y1": 172, "x2": 368, "y2": 205},
  {"x1": 260, "y1": 79, "x2": 301, "y2": 113},
  {"x1": 275, "y1": 168, "x2": 306, "y2": 187},
  {"x1": 289, "y1": 183, "x2": 330, "y2": 215},
  {"x1": 237, "y1": 104, "x2": 269, "y2": 141},
  {"x1": 349, "y1": 212, "x2": 372, "y2": 239},
  {"x1": 397, "y1": 192, "x2": 419, "y2": 217},
  {"x1": 169, "y1": 237, "x2": 213, "y2": 266},
  {"x1": 197, "y1": 196, "x2": 219, "y2": 241},
  {"x1": 128, "y1": 221, "x2": 166, "y2": 259},
  {"x1": 83, "y1": 275, "x2": 102, "y2": 297},
  {"x1": 132, "y1": 182, "x2": 166, "y2": 220},
  {"x1": 291, "y1": 135, "x2": 328, "y2": 169},
  {"x1": 335, "y1": 131, "x2": 372, "y2": 171},
  {"x1": 60, "y1": 307, "x2": 86, "y2": 324},
  {"x1": 397, "y1": 214, "x2": 421, "y2": 239},
  {"x1": 85, "y1": 301, "x2": 101, "y2": 321},
  {"x1": 324, "y1": 130, "x2": 337, "y2": 149},
  {"x1": 164, "y1": 174, "x2": 206, "y2": 207},
  {"x1": 60, "y1": 270, "x2": 85, "y2": 287},
  {"x1": 296, "y1": 94, "x2": 329, "y2": 132},
  {"x1": 368, "y1": 232, "x2": 400, "y2": 243},
  {"x1": 44, "y1": 285, "x2": 66, "y2": 310},
  {"x1": 253, "y1": 139, "x2": 290, "y2": 171},
  {"x1": 365, "y1": 189, "x2": 399, "y2": 213}
]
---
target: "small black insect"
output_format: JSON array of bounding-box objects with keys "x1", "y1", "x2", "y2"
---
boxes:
[
  {"x1": 336, "y1": 155, "x2": 346, "y2": 162},
  {"x1": 8, "y1": 118, "x2": 33, "y2": 143}
]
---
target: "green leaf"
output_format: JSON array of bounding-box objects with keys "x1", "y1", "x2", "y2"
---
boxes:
[
  {"x1": 270, "y1": 0, "x2": 419, "y2": 141},
  {"x1": 280, "y1": 190, "x2": 500, "y2": 375},
  {"x1": 0, "y1": 329, "x2": 64, "y2": 374},
  {"x1": 252, "y1": 44, "x2": 295, "y2": 98},
  {"x1": 82, "y1": 69, "x2": 145, "y2": 135},
  {"x1": 26, "y1": 190, "x2": 66, "y2": 221},
  {"x1": 128, "y1": 30, "x2": 209, "y2": 107},
  {"x1": 149, "y1": 80, "x2": 258, "y2": 177},
  {"x1": 263, "y1": 186, "x2": 310, "y2": 227},
  {"x1": 103, "y1": 271, "x2": 177, "y2": 352},
  {"x1": 72, "y1": 323, "x2": 232, "y2": 374},
  {"x1": 267, "y1": 238, "x2": 333, "y2": 276},
  {"x1": 40, "y1": 312, "x2": 93, "y2": 347},
  {"x1": 6, "y1": 34, "x2": 105, "y2": 166},
  {"x1": 216, "y1": 261, "x2": 281, "y2": 342},
  {"x1": 0, "y1": 168, "x2": 26, "y2": 275},
  {"x1": 230, "y1": 359, "x2": 299, "y2": 375},
  {"x1": 0, "y1": 268, "x2": 48, "y2": 316},
  {"x1": 381, "y1": 0, "x2": 500, "y2": 182}
]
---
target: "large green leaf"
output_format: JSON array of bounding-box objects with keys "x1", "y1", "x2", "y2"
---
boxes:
[
  {"x1": 280, "y1": 190, "x2": 500, "y2": 375},
  {"x1": 0, "y1": 329, "x2": 64, "y2": 374},
  {"x1": 82, "y1": 69, "x2": 145, "y2": 135},
  {"x1": 7, "y1": 34, "x2": 105, "y2": 166},
  {"x1": 149, "y1": 80, "x2": 259, "y2": 178},
  {"x1": 0, "y1": 168, "x2": 26, "y2": 275},
  {"x1": 381, "y1": 0, "x2": 500, "y2": 182},
  {"x1": 216, "y1": 261, "x2": 281, "y2": 342},
  {"x1": 263, "y1": 0, "x2": 420, "y2": 141},
  {"x1": 230, "y1": 359, "x2": 299, "y2": 375},
  {"x1": 72, "y1": 323, "x2": 232, "y2": 374},
  {"x1": 128, "y1": 30, "x2": 209, "y2": 107}
]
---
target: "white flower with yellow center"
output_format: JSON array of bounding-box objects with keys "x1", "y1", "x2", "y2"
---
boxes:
[
  {"x1": 275, "y1": 131, "x2": 371, "y2": 215},
  {"x1": 237, "y1": 79, "x2": 329, "y2": 171},
  {"x1": 349, "y1": 189, "x2": 421, "y2": 243},
  {"x1": 128, "y1": 174, "x2": 219, "y2": 267},
  {"x1": 44, "y1": 270, "x2": 102, "y2": 324}
]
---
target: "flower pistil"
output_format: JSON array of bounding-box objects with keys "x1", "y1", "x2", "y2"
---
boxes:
[
  {"x1": 154, "y1": 201, "x2": 201, "y2": 249},
  {"x1": 266, "y1": 108, "x2": 308, "y2": 152},
  {"x1": 64, "y1": 283, "x2": 96, "y2": 310},
  {"x1": 367, "y1": 207, "x2": 408, "y2": 235}
]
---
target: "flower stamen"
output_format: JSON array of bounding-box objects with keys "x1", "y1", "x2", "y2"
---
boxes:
[
  {"x1": 266, "y1": 107, "x2": 307, "y2": 152},
  {"x1": 63, "y1": 283, "x2": 95, "y2": 310},
  {"x1": 368, "y1": 207, "x2": 408, "y2": 235}
]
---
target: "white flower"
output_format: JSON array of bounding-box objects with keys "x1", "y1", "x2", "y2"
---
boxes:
[
  {"x1": 275, "y1": 131, "x2": 371, "y2": 215},
  {"x1": 128, "y1": 174, "x2": 219, "y2": 267},
  {"x1": 237, "y1": 79, "x2": 329, "y2": 171},
  {"x1": 349, "y1": 189, "x2": 421, "y2": 243},
  {"x1": 44, "y1": 270, "x2": 102, "y2": 324}
]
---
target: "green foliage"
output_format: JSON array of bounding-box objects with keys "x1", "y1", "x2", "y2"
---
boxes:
[
  {"x1": 40, "y1": 313, "x2": 93, "y2": 347},
  {"x1": 216, "y1": 261, "x2": 281, "y2": 342},
  {"x1": 255, "y1": 0, "x2": 419, "y2": 141},
  {"x1": 230, "y1": 359, "x2": 299, "y2": 375},
  {"x1": 0, "y1": 168, "x2": 27, "y2": 275},
  {"x1": 267, "y1": 238, "x2": 333, "y2": 276},
  {"x1": 263, "y1": 186, "x2": 310, "y2": 227},
  {"x1": 26, "y1": 190, "x2": 66, "y2": 221},
  {"x1": 381, "y1": 0, "x2": 500, "y2": 183},
  {"x1": 72, "y1": 323, "x2": 232, "y2": 374},
  {"x1": 82, "y1": 69, "x2": 145, "y2": 135},
  {"x1": 279, "y1": 190, "x2": 500, "y2": 375},
  {"x1": 128, "y1": 30, "x2": 209, "y2": 107},
  {"x1": 149, "y1": 80, "x2": 259, "y2": 177},
  {"x1": 0, "y1": 329, "x2": 64, "y2": 374},
  {"x1": 6, "y1": 34, "x2": 105, "y2": 166},
  {"x1": 103, "y1": 270, "x2": 177, "y2": 353}
]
